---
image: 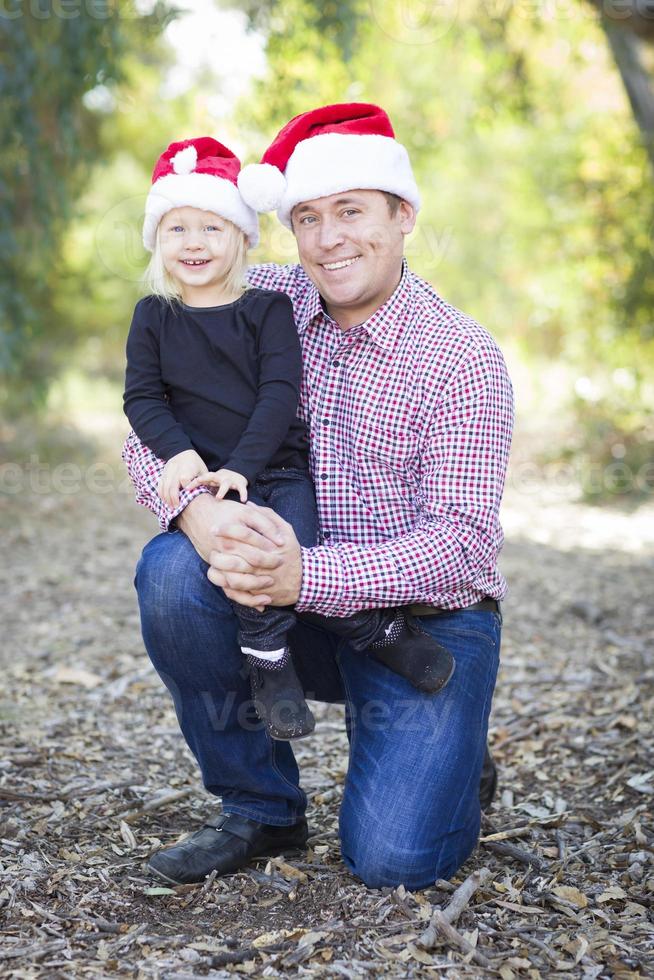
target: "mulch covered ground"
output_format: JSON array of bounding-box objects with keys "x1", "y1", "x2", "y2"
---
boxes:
[{"x1": 1, "y1": 465, "x2": 652, "y2": 978}]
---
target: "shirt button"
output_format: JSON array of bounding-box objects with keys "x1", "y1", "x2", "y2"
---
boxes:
[
  {"x1": 332, "y1": 359, "x2": 341, "y2": 367},
  {"x1": 323, "y1": 530, "x2": 331, "y2": 539},
  {"x1": 322, "y1": 418, "x2": 329, "y2": 425},
  {"x1": 319, "y1": 473, "x2": 328, "y2": 480}
]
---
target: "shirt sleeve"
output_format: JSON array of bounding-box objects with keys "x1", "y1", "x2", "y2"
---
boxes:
[
  {"x1": 121, "y1": 428, "x2": 212, "y2": 532},
  {"x1": 224, "y1": 291, "x2": 303, "y2": 485},
  {"x1": 295, "y1": 340, "x2": 514, "y2": 616},
  {"x1": 123, "y1": 298, "x2": 196, "y2": 461}
]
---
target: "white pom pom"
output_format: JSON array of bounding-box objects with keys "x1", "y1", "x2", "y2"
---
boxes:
[
  {"x1": 237, "y1": 163, "x2": 286, "y2": 212},
  {"x1": 172, "y1": 145, "x2": 198, "y2": 175}
]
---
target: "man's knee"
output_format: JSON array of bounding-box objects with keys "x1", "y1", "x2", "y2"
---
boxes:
[
  {"x1": 136, "y1": 532, "x2": 201, "y2": 602},
  {"x1": 135, "y1": 532, "x2": 240, "y2": 686},
  {"x1": 340, "y1": 814, "x2": 479, "y2": 891}
]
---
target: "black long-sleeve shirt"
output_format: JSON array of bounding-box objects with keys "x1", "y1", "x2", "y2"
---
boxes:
[{"x1": 123, "y1": 289, "x2": 309, "y2": 485}]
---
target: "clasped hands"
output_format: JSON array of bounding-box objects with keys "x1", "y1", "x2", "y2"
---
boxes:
[
  {"x1": 174, "y1": 493, "x2": 301, "y2": 611},
  {"x1": 160, "y1": 451, "x2": 302, "y2": 609},
  {"x1": 207, "y1": 501, "x2": 302, "y2": 610}
]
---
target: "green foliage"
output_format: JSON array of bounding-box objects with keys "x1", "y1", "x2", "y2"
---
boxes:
[
  {"x1": 231, "y1": 0, "x2": 654, "y2": 495},
  {"x1": 54, "y1": 59, "x2": 218, "y2": 393},
  {"x1": 3, "y1": 0, "x2": 653, "y2": 496},
  {"x1": 0, "y1": 0, "x2": 174, "y2": 416},
  {"x1": 228, "y1": 0, "x2": 364, "y2": 61}
]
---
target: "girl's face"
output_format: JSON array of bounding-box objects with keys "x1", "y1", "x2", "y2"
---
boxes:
[{"x1": 159, "y1": 206, "x2": 240, "y2": 304}]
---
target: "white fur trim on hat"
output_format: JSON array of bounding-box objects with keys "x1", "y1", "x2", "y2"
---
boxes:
[
  {"x1": 143, "y1": 172, "x2": 259, "y2": 251},
  {"x1": 276, "y1": 131, "x2": 421, "y2": 228},
  {"x1": 237, "y1": 162, "x2": 287, "y2": 213}
]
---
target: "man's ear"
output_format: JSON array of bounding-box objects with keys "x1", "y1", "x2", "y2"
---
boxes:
[{"x1": 398, "y1": 200, "x2": 417, "y2": 236}]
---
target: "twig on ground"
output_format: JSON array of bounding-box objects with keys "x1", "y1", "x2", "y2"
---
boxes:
[
  {"x1": 483, "y1": 840, "x2": 549, "y2": 871},
  {"x1": 209, "y1": 942, "x2": 290, "y2": 968},
  {"x1": 417, "y1": 868, "x2": 493, "y2": 967},
  {"x1": 418, "y1": 910, "x2": 492, "y2": 968},
  {"x1": 0, "y1": 940, "x2": 68, "y2": 962},
  {"x1": 248, "y1": 868, "x2": 295, "y2": 893},
  {"x1": 478, "y1": 826, "x2": 531, "y2": 843},
  {"x1": 556, "y1": 830, "x2": 566, "y2": 862},
  {"x1": 117, "y1": 787, "x2": 194, "y2": 823},
  {"x1": 106, "y1": 923, "x2": 148, "y2": 952},
  {"x1": 439, "y1": 868, "x2": 493, "y2": 925},
  {"x1": 0, "y1": 779, "x2": 137, "y2": 803}
]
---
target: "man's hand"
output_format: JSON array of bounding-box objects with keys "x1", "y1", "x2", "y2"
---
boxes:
[
  {"x1": 176, "y1": 494, "x2": 284, "y2": 568},
  {"x1": 208, "y1": 501, "x2": 302, "y2": 608},
  {"x1": 159, "y1": 449, "x2": 207, "y2": 508},
  {"x1": 186, "y1": 468, "x2": 249, "y2": 503}
]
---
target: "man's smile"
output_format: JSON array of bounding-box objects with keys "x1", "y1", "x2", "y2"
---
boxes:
[{"x1": 320, "y1": 256, "x2": 362, "y2": 271}]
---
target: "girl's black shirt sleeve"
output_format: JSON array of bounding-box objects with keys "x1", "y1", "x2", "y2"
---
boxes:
[
  {"x1": 123, "y1": 289, "x2": 309, "y2": 483},
  {"x1": 123, "y1": 296, "x2": 195, "y2": 462}
]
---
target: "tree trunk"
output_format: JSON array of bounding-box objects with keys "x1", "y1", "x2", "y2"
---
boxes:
[
  {"x1": 602, "y1": 17, "x2": 654, "y2": 173},
  {"x1": 588, "y1": 1, "x2": 654, "y2": 42}
]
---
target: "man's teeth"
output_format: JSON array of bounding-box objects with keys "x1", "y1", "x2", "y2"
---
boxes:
[{"x1": 322, "y1": 256, "x2": 360, "y2": 271}]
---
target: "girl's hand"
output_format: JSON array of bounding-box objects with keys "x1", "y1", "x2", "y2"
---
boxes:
[
  {"x1": 186, "y1": 468, "x2": 249, "y2": 503},
  {"x1": 158, "y1": 450, "x2": 207, "y2": 508}
]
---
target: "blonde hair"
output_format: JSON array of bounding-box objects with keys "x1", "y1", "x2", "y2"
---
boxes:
[{"x1": 143, "y1": 215, "x2": 249, "y2": 303}]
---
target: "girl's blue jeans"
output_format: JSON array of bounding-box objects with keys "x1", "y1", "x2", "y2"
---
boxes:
[
  {"x1": 231, "y1": 466, "x2": 318, "y2": 651},
  {"x1": 135, "y1": 530, "x2": 501, "y2": 890}
]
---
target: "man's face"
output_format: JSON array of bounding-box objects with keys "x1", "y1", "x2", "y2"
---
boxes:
[{"x1": 291, "y1": 190, "x2": 416, "y2": 329}]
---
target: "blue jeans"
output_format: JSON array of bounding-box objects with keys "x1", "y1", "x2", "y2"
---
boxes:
[{"x1": 135, "y1": 532, "x2": 501, "y2": 890}]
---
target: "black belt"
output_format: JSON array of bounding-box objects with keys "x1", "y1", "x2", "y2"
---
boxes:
[{"x1": 407, "y1": 597, "x2": 500, "y2": 617}]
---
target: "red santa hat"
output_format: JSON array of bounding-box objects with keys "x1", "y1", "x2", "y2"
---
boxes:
[
  {"x1": 143, "y1": 136, "x2": 259, "y2": 251},
  {"x1": 237, "y1": 102, "x2": 421, "y2": 228}
]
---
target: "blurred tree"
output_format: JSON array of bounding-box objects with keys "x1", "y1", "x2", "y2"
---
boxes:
[
  {"x1": 230, "y1": 0, "x2": 653, "y2": 497},
  {"x1": 0, "y1": 0, "x2": 174, "y2": 417},
  {"x1": 585, "y1": 1, "x2": 654, "y2": 170},
  {"x1": 55, "y1": 58, "x2": 204, "y2": 389},
  {"x1": 233, "y1": 0, "x2": 363, "y2": 62},
  {"x1": 3, "y1": 0, "x2": 652, "y2": 496}
]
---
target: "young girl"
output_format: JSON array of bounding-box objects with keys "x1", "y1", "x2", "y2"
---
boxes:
[{"x1": 124, "y1": 137, "x2": 455, "y2": 741}]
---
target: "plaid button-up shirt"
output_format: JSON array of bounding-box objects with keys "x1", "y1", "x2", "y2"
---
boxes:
[{"x1": 122, "y1": 260, "x2": 514, "y2": 616}]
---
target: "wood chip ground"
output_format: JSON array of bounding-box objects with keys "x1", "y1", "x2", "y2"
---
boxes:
[{"x1": 1, "y1": 458, "x2": 652, "y2": 978}]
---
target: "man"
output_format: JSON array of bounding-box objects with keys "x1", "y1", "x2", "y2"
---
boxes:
[{"x1": 123, "y1": 103, "x2": 514, "y2": 890}]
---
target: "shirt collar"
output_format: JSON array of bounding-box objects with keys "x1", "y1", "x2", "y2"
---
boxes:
[
  {"x1": 297, "y1": 278, "x2": 325, "y2": 335},
  {"x1": 298, "y1": 259, "x2": 414, "y2": 352},
  {"x1": 360, "y1": 259, "x2": 414, "y2": 352}
]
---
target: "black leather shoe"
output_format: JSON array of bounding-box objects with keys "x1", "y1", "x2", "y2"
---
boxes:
[
  {"x1": 249, "y1": 657, "x2": 315, "y2": 740},
  {"x1": 370, "y1": 613, "x2": 455, "y2": 694},
  {"x1": 479, "y1": 745, "x2": 498, "y2": 811},
  {"x1": 148, "y1": 812, "x2": 309, "y2": 885}
]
